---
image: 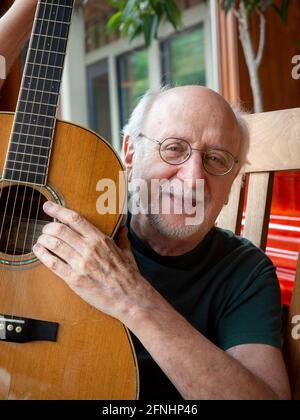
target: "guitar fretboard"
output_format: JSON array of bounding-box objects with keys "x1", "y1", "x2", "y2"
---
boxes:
[{"x1": 4, "y1": 0, "x2": 74, "y2": 186}]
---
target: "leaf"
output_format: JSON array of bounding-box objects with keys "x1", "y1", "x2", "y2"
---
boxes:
[
  {"x1": 128, "y1": 25, "x2": 143, "y2": 43},
  {"x1": 142, "y1": 14, "x2": 156, "y2": 47},
  {"x1": 272, "y1": 0, "x2": 291, "y2": 24},
  {"x1": 107, "y1": 11, "x2": 123, "y2": 32},
  {"x1": 149, "y1": 0, "x2": 164, "y2": 20},
  {"x1": 106, "y1": 0, "x2": 126, "y2": 10},
  {"x1": 105, "y1": 0, "x2": 183, "y2": 48},
  {"x1": 122, "y1": 0, "x2": 138, "y2": 19},
  {"x1": 162, "y1": 0, "x2": 181, "y2": 29}
]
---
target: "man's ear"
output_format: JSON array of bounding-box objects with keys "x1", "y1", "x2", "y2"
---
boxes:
[{"x1": 122, "y1": 134, "x2": 135, "y2": 171}]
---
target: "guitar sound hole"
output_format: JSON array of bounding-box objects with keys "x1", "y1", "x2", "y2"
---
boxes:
[{"x1": 0, "y1": 185, "x2": 53, "y2": 256}]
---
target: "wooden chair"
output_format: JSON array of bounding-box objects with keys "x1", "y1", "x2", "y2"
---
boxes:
[{"x1": 217, "y1": 107, "x2": 300, "y2": 400}]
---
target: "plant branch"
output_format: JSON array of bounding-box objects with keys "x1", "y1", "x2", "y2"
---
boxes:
[
  {"x1": 237, "y1": 1, "x2": 263, "y2": 112},
  {"x1": 254, "y1": 9, "x2": 266, "y2": 68}
]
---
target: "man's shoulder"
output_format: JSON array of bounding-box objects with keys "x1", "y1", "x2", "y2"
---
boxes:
[
  {"x1": 212, "y1": 226, "x2": 275, "y2": 269},
  {"x1": 213, "y1": 226, "x2": 269, "y2": 254}
]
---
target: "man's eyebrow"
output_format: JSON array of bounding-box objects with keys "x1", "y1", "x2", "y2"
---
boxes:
[{"x1": 161, "y1": 133, "x2": 235, "y2": 149}]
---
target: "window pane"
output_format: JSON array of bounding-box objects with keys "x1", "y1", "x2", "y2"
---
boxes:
[
  {"x1": 87, "y1": 59, "x2": 112, "y2": 143},
  {"x1": 161, "y1": 24, "x2": 206, "y2": 86},
  {"x1": 117, "y1": 48, "x2": 149, "y2": 129}
]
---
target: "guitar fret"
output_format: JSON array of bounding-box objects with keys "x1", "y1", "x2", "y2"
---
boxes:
[
  {"x1": 36, "y1": 18, "x2": 71, "y2": 25},
  {"x1": 15, "y1": 121, "x2": 54, "y2": 130},
  {"x1": 9, "y1": 151, "x2": 47, "y2": 158},
  {"x1": 22, "y1": 87, "x2": 59, "y2": 95},
  {"x1": 10, "y1": 142, "x2": 50, "y2": 150},
  {"x1": 27, "y1": 62, "x2": 62, "y2": 69},
  {"x1": 30, "y1": 47, "x2": 65, "y2": 56},
  {"x1": 19, "y1": 99, "x2": 56, "y2": 108},
  {"x1": 6, "y1": 159, "x2": 48, "y2": 171},
  {"x1": 11, "y1": 132, "x2": 51, "y2": 141},
  {"x1": 16, "y1": 111, "x2": 55, "y2": 120},
  {"x1": 33, "y1": 34, "x2": 68, "y2": 40},
  {"x1": 5, "y1": 168, "x2": 45, "y2": 174},
  {"x1": 40, "y1": 1, "x2": 73, "y2": 7},
  {"x1": 33, "y1": 34, "x2": 68, "y2": 42},
  {"x1": 24, "y1": 75, "x2": 61, "y2": 83}
]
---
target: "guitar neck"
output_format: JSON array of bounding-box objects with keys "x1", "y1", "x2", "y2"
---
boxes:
[{"x1": 4, "y1": 0, "x2": 74, "y2": 186}]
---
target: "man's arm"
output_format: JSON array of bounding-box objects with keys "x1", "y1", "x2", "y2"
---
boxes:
[
  {"x1": 127, "y1": 301, "x2": 291, "y2": 400},
  {"x1": 33, "y1": 203, "x2": 291, "y2": 400},
  {"x1": 0, "y1": 0, "x2": 37, "y2": 89}
]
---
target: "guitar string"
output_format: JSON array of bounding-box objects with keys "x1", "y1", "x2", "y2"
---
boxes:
[
  {"x1": 0, "y1": 0, "x2": 49, "y2": 326},
  {"x1": 9, "y1": 0, "x2": 72, "y2": 259},
  {"x1": 13, "y1": 0, "x2": 54, "y2": 260},
  {"x1": 0, "y1": 0, "x2": 49, "y2": 258},
  {"x1": 23, "y1": 0, "x2": 64, "y2": 257},
  {"x1": 0, "y1": 1, "x2": 72, "y2": 328},
  {"x1": 0, "y1": 1, "x2": 73, "y2": 262},
  {"x1": 5, "y1": 0, "x2": 52, "y2": 260},
  {"x1": 29, "y1": 1, "x2": 73, "y2": 254}
]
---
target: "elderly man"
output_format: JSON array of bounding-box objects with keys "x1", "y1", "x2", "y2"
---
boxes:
[{"x1": 0, "y1": 0, "x2": 290, "y2": 400}]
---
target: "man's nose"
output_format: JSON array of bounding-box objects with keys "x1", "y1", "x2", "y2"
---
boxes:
[{"x1": 176, "y1": 152, "x2": 205, "y2": 187}]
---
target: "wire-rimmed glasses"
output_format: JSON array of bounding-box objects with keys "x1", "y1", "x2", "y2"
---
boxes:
[{"x1": 139, "y1": 133, "x2": 239, "y2": 176}]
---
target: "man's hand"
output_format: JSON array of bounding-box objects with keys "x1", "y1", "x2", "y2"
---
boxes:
[{"x1": 33, "y1": 201, "x2": 155, "y2": 324}]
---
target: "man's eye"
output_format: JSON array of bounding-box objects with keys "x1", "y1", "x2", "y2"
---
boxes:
[
  {"x1": 165, "y1": 144, "x2": 183, "y2": 152},
  {"x1": 208, "y1": 155, "x2": 221, "y2": 161},
  {"x1": 206, "y1": 154, "x2": 226, "y2": 165}
]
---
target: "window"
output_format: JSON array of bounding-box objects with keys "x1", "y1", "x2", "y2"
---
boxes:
[
  {"x1": 83, "y1": 3, "x2": 212, "y2": 148},
  {"x1": 87, "y1": 59, "x2": 112, "y2": 143},
  {"x1": 117, "y1": 48, "x2": 149, "y2": 129},
  {"x1": 161, "y1": 24, "x2": 206, "y2": 86}
]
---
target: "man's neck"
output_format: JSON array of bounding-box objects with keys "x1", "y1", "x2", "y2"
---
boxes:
[{"x1": 130, "y1": 214, "x2": 210, "y2": 256}]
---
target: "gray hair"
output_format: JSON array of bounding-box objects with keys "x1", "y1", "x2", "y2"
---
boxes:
[{"x1": 122, "y1": 86, "x2": 250, "y2": 169}]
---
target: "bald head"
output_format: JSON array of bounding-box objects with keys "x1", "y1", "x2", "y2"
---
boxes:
[{"x1": 123, "y1": 85, "x2": 249, "y2": 168}]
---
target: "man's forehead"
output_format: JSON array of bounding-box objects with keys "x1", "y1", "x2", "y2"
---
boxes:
[{"x1": 144, "y1": 87, "x2": 239, "y2": 138}]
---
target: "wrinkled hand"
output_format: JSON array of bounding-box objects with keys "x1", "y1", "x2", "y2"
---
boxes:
[{"x1": 33, "y1": 201, "x2": 154, "y2": 324}]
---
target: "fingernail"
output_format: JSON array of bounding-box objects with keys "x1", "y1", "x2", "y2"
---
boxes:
[{"x1": 43, "y1": 201, "x2": 53, "y2": 211}]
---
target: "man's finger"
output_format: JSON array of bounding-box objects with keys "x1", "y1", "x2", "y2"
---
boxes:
[
  {"x1": 43, "y1": 201, "x2": 101, "y2": 240},
  {"x1": 37, "y1": 234, "x2": 83, "y2": 271},
  {"x1": 42, "y1": 222, "x2": 89, "y2": 256},
  {"x1": 32, "y1": 242, "x2": 72, "y2": 279}
]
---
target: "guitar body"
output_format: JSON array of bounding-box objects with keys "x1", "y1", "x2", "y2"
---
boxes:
[{"x1": 0, "y1": 113, "x2": 138, "y2": 399}]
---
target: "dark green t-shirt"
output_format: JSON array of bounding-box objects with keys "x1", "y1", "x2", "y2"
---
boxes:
[{"x1": 127, "y1": 220, "x2": 282, "y2": 400}]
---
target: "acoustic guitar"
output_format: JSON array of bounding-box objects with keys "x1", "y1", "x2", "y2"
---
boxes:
[{"x1": 0, "y1": 0, "x2": 138, "y2": 399}]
